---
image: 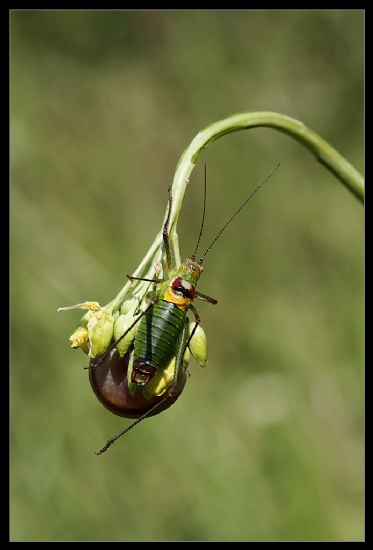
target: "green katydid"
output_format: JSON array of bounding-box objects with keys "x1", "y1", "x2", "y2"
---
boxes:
[{"x1": 88, "y1": 164, "x2": 280, "y2": 454}]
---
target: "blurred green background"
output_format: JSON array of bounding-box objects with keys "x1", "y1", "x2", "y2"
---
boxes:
[{"x1": 10, "y1": 11, "x2": 364, "y2": 541}]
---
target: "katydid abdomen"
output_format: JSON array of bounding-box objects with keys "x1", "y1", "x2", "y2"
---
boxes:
[{"x1": 132, "y1": 300, "x2": 187, "y2": 387}]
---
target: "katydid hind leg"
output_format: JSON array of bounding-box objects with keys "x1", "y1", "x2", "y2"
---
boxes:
[{"x1": 169, "y1": 317, "x2": 190, "y2": 396}]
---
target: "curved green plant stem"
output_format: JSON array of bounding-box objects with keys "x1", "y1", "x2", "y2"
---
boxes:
[{"x1": 108, "y1": 111, "x2": 364, "y2": 311}]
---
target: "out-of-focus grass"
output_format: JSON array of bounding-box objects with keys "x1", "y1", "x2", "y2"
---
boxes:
[{"x1": 10, "y1": 11, "x2": 363, "y2": 541}]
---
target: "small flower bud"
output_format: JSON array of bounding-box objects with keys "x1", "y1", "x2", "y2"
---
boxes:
[
  {"x1": 113, "y1": 303, "x2": 139, "y2": 358},
  {"x1": 89, "y1": 309, "x2": 114, "y2": 358},
  {"x1": 120, "y1": 298, "x2": 137, "y2": 316},
  {"x1": 58, "y1": 302, "x2": 114, "y2": 358},
  {"x1": 188, "y1": 322, "x2": 208, "y2": 367},
  {"x1": 69, "y1": 327, "x2": 90, "y2": 354}
]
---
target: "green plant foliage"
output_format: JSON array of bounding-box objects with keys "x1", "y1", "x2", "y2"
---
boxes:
[{"x1": 10, "y1": 10, "x2": 363, "y2": 541}]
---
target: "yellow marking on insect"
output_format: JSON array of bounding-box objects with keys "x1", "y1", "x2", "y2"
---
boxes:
[{"x1": 164, "y1": 286, "x2": 193, "y2": 310}]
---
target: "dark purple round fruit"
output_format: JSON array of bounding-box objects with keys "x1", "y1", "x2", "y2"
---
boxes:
[{"x1": 89, "y1": 348, "x2": 187, "y2": 419}]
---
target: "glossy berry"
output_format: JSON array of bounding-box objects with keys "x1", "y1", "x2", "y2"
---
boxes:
[{"x1": 89, "y1": 347, "x2": 187, "y2": 419}]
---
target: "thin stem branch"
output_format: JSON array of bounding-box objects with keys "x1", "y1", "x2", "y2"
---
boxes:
[{"x1": 108, "y1": 111, "x2": 363, "y2": 310}]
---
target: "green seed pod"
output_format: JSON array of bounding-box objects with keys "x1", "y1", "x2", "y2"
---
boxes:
[
  {"x1": 120, "y1": 298, "x2": 137, "y2": 316},
  {"x1": 183, "y1": 346, "x2": 191, "y2": 368},
  {"x1": 114, "y1": 308, "x2": 138, "y2": 358},
  {"x1": 89, "y1": 309, "x2": 114, "y2": 359},
  {"x1": 188, "y1": 322, "x2": 208, "y2": 367}
]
